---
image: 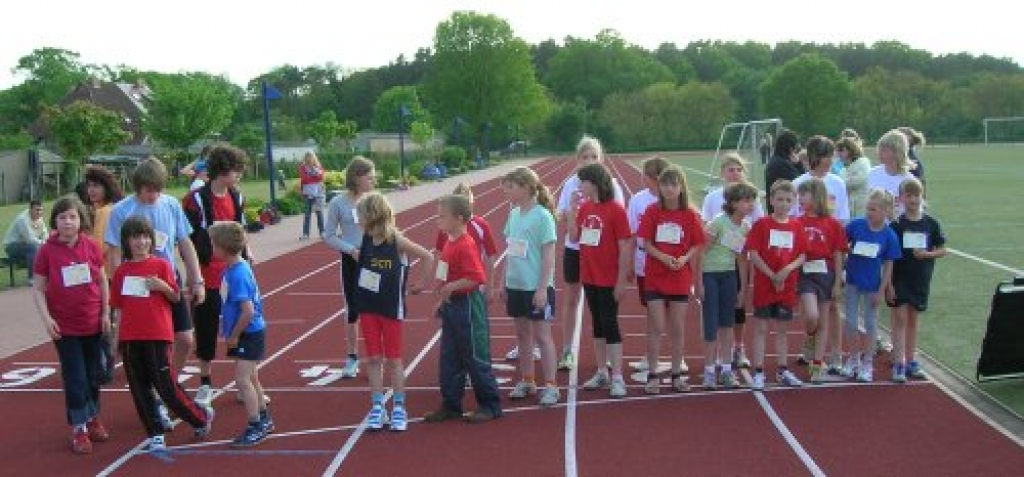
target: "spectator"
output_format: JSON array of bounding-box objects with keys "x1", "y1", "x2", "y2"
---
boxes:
[{"x1": 4, "y1": 200, "x2": 48, "y2": 279}]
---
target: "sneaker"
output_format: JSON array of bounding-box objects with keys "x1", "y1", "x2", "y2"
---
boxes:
[
  {"x1": 720, "y1": 370, "x2": 739, "y2": 389},
  {"x1": 702, "y1": 369, "x2": 717, "y2": 390},
  {"x1": 539, "y1": 386, "x2": 560, "y2": 407},
  {"x1": 907, "y1": 360, "x2": 925, "y2": 379},
  {"x1": 505, "y1": 345, "x2": 520, "y2": 361},
  {"x1": 259, "y1": 409, "x2": 274, "y2": 434},
  {"x1": 798, "y1": 335, "x2": 815, "y2": 365},
  {"x1": 508, "y1": 381, "x2": 537, "y2": 400},
  {"x1": 609, "y1": 376, "x2": 627, "y2": 398},
  {"x1": 86, "y1": 417, "x2": 110, "y2": 442},
  {"x1": 671, "y1": 374, "x2": 690, "y2": 393},
  {"x1": 464, "y1": 409, "x2": 499, "y2": 424},
  {"x1": 71, "y1": 427, "x2": 92, "y2": 454},
  {"x1": 144, "y1": 435, "x2": 167, "y2": 453},
  {"x1": 827, "y1": 358, "x2": 844, "y2": 376},
  {"x1": 733, "y1": 347, "x2": 751, "y2": 369},
  {"x1": 841, "y1": 356, "x2": 859, "y2": 379},
  {"x1": 777, "y1": 369, "x2": 803, "y2": 387},
  {"x1": 195, "y1": 384, "x2": 213, "y2": 406},
  {"x1": 194, "y1": 405, "x2": 215, "y2": 439},
  {"x1": 558, "y1": 350, "x2": 576, "y2": 370},
  {"x1": 341, "y1": 357, "x2": 360, "y2": 378},
  {"x1": 809, "y1": 363, "x2": 825, "y2": 385},
  {"x1": 751, "y1": 371, "x2": 766, "y2": 390},
  {"x1": 582, "y1": 372, "x2": 610, "y2": 390},
  {"x1": 875, "y1": 338, "x2": 893, "y2": 355},
  {"x1": 892, "y1": 364, "x2": 907, "y2": 383},
  {"x1": 644, "y1": 373, "x2": 660, "y2": 395},
  {"x1": 634, "y1": 358, "x2": 650, "y2": 372},
  {"x1": 423, "y1": 408, "x2": 463, "y2": 423},
  {"x1": 367, "y1": 404, "x2": 387, "y2": 431},
  {"x1": 857, "y1": 365, "x2": 874, "y2": 383},
  {"x1": 679, "y1": 360, "x2": 689, "y2": 375},
  {"x1": 231, "y1": 422, "x2": 268, "y2": 448},
  {"x1": 155, "y1": 400, "x2": 174, "y2": 432},
  {"x1": 390, "y1": 405, "x2": 408, "y2": 431}
]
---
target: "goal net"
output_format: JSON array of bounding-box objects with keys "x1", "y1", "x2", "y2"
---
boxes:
[
  {"x1": 705, "y1": 118, "x2": 782, "y2": 192},
  {"x1": 984, "y1": 117, "x2": 1024, "y2": 146}
]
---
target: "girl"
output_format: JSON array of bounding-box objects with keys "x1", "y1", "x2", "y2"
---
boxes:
[
  {"x1": 898, "y1": 126, "x2": 926, "y2": 184},
  {"x1": 355, "y1": 192, "x2": 434, "y2": 431},
  {"x1": 867, "y1": 130, "x2": 916, "y2": 218},
  {"x1": 702, "y1": 181, "x2": 758, "y2": 389},
  {"x1": 626, "y1": 157, "x2": 670, "y2": 374},
  {"x1": 325, "y1": 156, "x2": 377, "y2": 379},
  {"x1": 843, "y1": 190, "x2": 901, "y2": 382},
  {"x1": 795, "y1": 179, "x2": 848, "y2": 384},
  {"x1": 494, "y1": 167, "x2": 560, "y2": 406},
  {"x1": 637, "y1": 166, "x2": 705, "y2": 394},
  {"x1": 554, "y1": 135, "x2": 624, "y2": 371},
  {"x1": 567, "y1": 163, "x2": 631, "y2": 398},
  {"x1": 837, "y1": 136, "x2": 870, "y2": 219},
  {"x1": 299, "y1": 151, "x2": 326, "y2": 240},
  {"x1": 111, "y1": 217, "x2": 214, "y2": 452},
  {"x1": 31, "y1": 196, "x2": 111, "y2": 454},
  {"x1": 83, "y1": 165, "x2": 125, "y2": 277}
]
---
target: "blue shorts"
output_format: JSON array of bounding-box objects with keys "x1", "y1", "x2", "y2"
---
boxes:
[{"x1": 227, "y1": 330, "x2": 266, "y2": 361}]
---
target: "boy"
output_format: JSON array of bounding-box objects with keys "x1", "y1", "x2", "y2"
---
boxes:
[
  {"x1": 209, "y1": 221, "x2": 273, "y2": 447},
  {"x1": 425, "y1": 195, "x2": 502, "y2": 424},
  {"x1": 744, "y1": 180, "x2": 807, "y2": 390},
  {"x1": 889, "y1": 178, "x2": 946, "y2": 382}
]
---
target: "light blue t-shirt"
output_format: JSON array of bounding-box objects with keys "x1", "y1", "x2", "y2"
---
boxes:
[
  {"x1": 503, "y1": 204, "x2": 557, "y2": 291},
  {"x1": 220, "y1": 260, "x2": 266, "y2": 336},
  {"x1": 845, "y1": 218, "x2": 902, "y2": 292},
  {"x1": 104, "y1": 194, "x2": 193, "y2": 265}
]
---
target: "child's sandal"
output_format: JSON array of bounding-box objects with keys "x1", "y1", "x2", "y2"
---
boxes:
[{"x1": 671, "y1": 373, "x2": 691, "y2": 393}]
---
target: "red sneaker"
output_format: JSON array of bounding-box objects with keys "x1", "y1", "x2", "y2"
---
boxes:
[
  {"x1": 87, "y1": 418, "x2": 110, "y2": 442},
  {"x1": 72, "y1": 428, "x2": 92, "y2": 454}
]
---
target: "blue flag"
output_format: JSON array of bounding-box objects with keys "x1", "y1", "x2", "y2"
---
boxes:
[{"x1": 263, "y1": 82, "x2": 282, "y2": 100}]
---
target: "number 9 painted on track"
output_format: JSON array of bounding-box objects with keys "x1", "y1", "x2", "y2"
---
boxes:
[{"x1": 1, "y1": 367, "x2": 56, "y2": 388}]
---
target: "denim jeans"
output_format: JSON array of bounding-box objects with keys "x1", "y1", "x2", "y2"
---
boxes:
[
  {"x1": 5, "y1": 242, "x2": 39, "y2": 278},
  {"x1": 54, "y1": 333, "x2": 103, "y2": 426},
  {"x1": 303, "y1": 196, "x2": 324, "y2": 237}
]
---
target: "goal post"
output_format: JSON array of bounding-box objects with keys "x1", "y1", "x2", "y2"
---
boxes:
[
  {"x1": 706, "y1": 118, "x2": 783, "y2": 192},
  {"x1": 983, "y1": 117, "x2": 1024, "y2": 146}
]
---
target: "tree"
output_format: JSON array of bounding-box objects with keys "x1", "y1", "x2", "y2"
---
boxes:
[
  {"x1": 308, "y1": 110, "x2": 343, "y2": 148},
  {"x1": 0, "y1": 48, "x2": 91, "y2": 133},
  {"x1": 424, "y1": 11, "x2": 551, "y2": 147},
  {"x1": 677, "y1": 81, "x2": 737, "y2": 146},
  {"x1": 371, "y1": 85, "x2": 429, "y2": 132},
  {"x1": 597, "y1": 81, "x2": 736, "y2": 149},
  {"x1": 144, "y1": 72, "x2": 239, "y2": 151},
  {"x1": 410, "y1": 120, "x2": 434, "y2": 158},
  {"x1": 759, "y1": 53, "x2": 851, "y2": 135},
  {"x1": 539, "y1": 99, "x2": 589, "y2": 150},
  {"x1": 654, "y1": 42, "x2": 697, "y2": 84},
  {"x1": 45, "y1": 100, "x2": 130, "y2": 181}
]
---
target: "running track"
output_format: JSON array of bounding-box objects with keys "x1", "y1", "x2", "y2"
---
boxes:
[{"x1": 1, "y1": 156, "x2": 1021, "y2": 476}]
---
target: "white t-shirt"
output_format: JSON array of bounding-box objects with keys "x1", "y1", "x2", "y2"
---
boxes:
[
  {"x1": 790, "y1": 173, "x2": 851, "y2": 222},
  {"x1": 189, "y1": 178, "x2": 205, "y2": 191},
  {"x1": 866, "y1": 165, "x2": 915, "y2": 216},
  {"x1": 627, "y1": 188, "x2": 658, "y2": 276},
  {"x1": 701, "y1": 186, "x2": 765, "y2": 224},
  {"x1": 557, "y1": 174, "x2": 625, "y2": 250}
]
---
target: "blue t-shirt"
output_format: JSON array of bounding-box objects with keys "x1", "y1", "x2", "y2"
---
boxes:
[
  {"x1": 845, "y1": 218, "x2": 901, "y2": 292},
  {"x1": 503, "y1": 204, "x2": 557, "y2": 291},
  {"x1": 105, "y1": 194, "x2": 193, "y2": 266},
  {"x1": 220, "y1": 260, "x2": 266, "y2": 336}
]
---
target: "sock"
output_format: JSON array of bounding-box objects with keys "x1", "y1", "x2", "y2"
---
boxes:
[
  {"x1": 721, "y1": 363, "x2": 732, "y2": 374},
  {"x1": 200, "y1": 376, "x2": 212, "y2": 386},
  {"x1": 704, "y1": 365, "x2": 715, "y2": 374},
  {"x1": 371, "y1": 392, "x2": 384, "y2": 406},
  {"x1": 393, "y1": 392, "x2": 406, "y2": 407}
]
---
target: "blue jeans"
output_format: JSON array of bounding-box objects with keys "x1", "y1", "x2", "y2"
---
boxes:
[
  {"x1": 54, "y1": 334, "x2": 104, "y2": 426},
  {"x1": 845, "y1": 284, "x2": 878, "y2": 347},
  {"x1": 5, "y1": 242, "x2": 38, "y2": 278},
  {"x1": 302, "y1": 196, "x2": 324, "y2": 237},
  {"x1": 702, "y1": 271, "x2": 738, "y2": 342}
]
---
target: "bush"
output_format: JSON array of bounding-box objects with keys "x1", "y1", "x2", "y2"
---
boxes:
[
  {"x1": 244, "y1": 206, "x2": 262, "y2": 224},
  {"x1": 323, "y1": 170, "x2": 345, "y2": 190},
  {"x1": 440, "y1": 146, "x2": 468, "y2": 170},
  {"x1": 276, "y1": 190, "x2": 305, "y2": 215},
  {"x1": 319, "y1": 150, "x2": 356, "y2": 171},
  {"x1": 407, "y1": 159, "x2": 428, "y2": 180},
  {"x1": 374, "y1": 154, "x2": 401, "y2": 182}
]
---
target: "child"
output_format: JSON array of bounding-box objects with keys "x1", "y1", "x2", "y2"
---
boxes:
[
  {"x1": 554, "y1": 135, "x2": 625, "y2": 371},
  {"x1": 208, "y1": 221, "x2": 273, "y2": 446},
  {"x1": 701, "y1": 153, "x2": 764, "y2": 369},
  {"x1": 627, "y1": 157, "x2": 670, "y2": 374},
  {"x1": 702, "y1": 181, "x2": 759, "y2": 389},
  {"x1": 567, "y1": 163, "x2": 631, "y2": 398},
  {"x1": 889, "y1": 178, "x2": 946, "y2": 382},
  {"x1": 425, "y1": 195, "x2": 502, "y2": 424},
  {"x1": 31, "y1": 196, "x2": 111, "y2": 454},
  {"x1": 795, "y1": 179, "x2": 848, "y2": 384},
  {"x1": 436, "y1": 183, "x2": 498, "y2": 308},
  {"x1": 637, "y1": 166, "x2": 705, "y2": 393},
  {"x1": 111, "y1": 217, "x2": 214, "y2": 452},
  {"x1": 354, "y1": 192, "x2": 434, "y2": 431},
  {"x1": 495, "y1": 167, "x2": 560, "y2": 406},
  {"x1": 842, "y1": 190, "x2": 901, "y2": 382},
  {"x1": 744, "y1": 180, "x2": 807, "y2": 390}
]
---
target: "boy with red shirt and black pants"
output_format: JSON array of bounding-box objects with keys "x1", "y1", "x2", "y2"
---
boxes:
[{"x1": 425, "y1": 195, "x2": 502, "y2": 424}]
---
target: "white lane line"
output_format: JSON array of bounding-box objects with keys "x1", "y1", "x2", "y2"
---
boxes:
[
  {"x1": 563, "y1": 287, "x2": 585, "y2": 477},
  {"x1": 947, "y1": 248, "x2": 1024, "y2": 275},
  {"x1": 752, "y1": 391, "x2": 827, "y2": 477}
]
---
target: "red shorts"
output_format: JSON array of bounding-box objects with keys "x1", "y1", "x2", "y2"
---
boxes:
[{"x1": 359, "y1": 313, "x2": 403, "y2": 359}]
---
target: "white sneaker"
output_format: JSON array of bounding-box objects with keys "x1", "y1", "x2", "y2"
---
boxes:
[
  {"x1": 531, "y1": 347, "x2": 541, "y2": 361},
  {"x1": 538, "y1": 386, "x2": 560, "y2": 407},
  {"x1": 841, "y1": 356, "x2": 859, "y2": 378},
  {"x1": 751, "y1": 371, "x2": 766, "y2": 390},
  {"x1": 857, "y1": 365, "x2": 874, "y2": 383},
  {"x1": 633, "y1": 359, "x2": 650, "y2": 372},
  {"x1": 702, "y1": 369, "x2": 717, "y2": 390},
  {"x1": 146, "y1": 434, "x2": 167, "y2": 453},
  {"x1": 505, "y1": 346, "x2": 520, "y2": 361},
  {"x1": 342, "y1": 357, "x2": 360, "y2": 378},
  {"x1": 366, "y1": 404, "x2": 387, "y2": 431},
  {"x1": 777, "y1": 369, "x2": 803, "y2": 387},
  {"x1": 195, "y1": 384, "x2": 212, "y2": 406},
  {"x1": 679, "y1": 360, "x2": 689, "y2": 374},
  {"x1": 582, "y1": 372, "x2": 610, "y2": 390},
  {"x1": 733, "y1": 347, "x2": 751, "y2": 369},
  {"x1": 508, "y1": 381, "x2": 537, "y2": 400},
  {"x1": 609, "y1": 376, "x2": 627, "y2": 398}
]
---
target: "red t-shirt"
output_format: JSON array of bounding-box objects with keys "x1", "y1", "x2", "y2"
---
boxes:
[
  {"x1": 435, "y1": 215, "x2": 498, "y2": 261},
  {"x1": 110, "y1": 257, "x2": 177, "y2": 342},
  {"x1": 743, "y1": 216, "x2": 807, "y2": 308},
  {"x1": 439, "y1": 231, "x2": 487, "y2": 294},
  {"x1": 576, "y1": 200, "x2": 631, "y2": 287},
  {"x1": 33, "y1": 233, "x2": 104, "y2": 336},
  {"x1": 183, "y1": 190, "x2": 237, "y2": 287},
  {"x1": 798, "y1": 214, "x2": 848, "y2": 267},
  {"x1": 637, "y1": 205, "x2": 706, "y2": 295}
]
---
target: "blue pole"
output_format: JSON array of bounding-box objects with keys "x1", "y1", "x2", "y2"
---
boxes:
[
  {"x1": 398, "y1": 106, "x2": 406, "y2": 189},
  {"x1": 262, "y1": 81, "x2": 276, "y2": 205}
]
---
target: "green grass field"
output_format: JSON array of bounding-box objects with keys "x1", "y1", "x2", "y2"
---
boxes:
[{"x1": 652, "y1": 145, "x2": 1024, "y2": 416}]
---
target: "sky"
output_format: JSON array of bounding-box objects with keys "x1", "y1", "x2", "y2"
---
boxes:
[{"x1": 0, "y1": 0, "x2": 1018, "y2": 89}]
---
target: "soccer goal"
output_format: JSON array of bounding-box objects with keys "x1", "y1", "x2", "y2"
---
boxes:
[
  {"x1": 705, "y1": 118, "x2": 783, "y2": 192},
  {"x1": 983, "y1": 117, "x2": 1024, "y2": 146}
]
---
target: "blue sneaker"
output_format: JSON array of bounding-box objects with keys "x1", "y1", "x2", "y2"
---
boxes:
[
  {"x1": 366, "y1": 404, "x2": 387, "y2": 431},
  {"x1": 259, "y1": 409, "x2": 274, "y2": 434},
  {"x1": 230, "y1": 422, "x2": 267, "y2": 448},
  {"x1": 390, "y1": 405, "x2": 408, "y2": 432},
  {"x1": 907, "y1": 360, "x2": 925, "y2": 379}
]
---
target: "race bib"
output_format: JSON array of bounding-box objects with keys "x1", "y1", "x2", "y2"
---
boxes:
[
  {"x1": 655, "y1": 223, "x2": 682, "y2": 244},
  {"x1": 507, "y1": 238, "x2": 528, "y2": 259},
  {"x1": 121, "y1": 276, "x2": 151, "y2": 297},
  {"x1": 580, "y1": 227, "x2": 601, "y2": 247},
  {"x1": 720, "y1": 230, "x2": 745, "y2": 253},
  {"x1": 435, "y1": 261, "x2": 449, "y2": 281},
  {"x1": 903, "y1": 232, "x2": 928, "y2": 250},
  {"x1": 358, "y1": 268, "x2": 381, "y2": 293},
  {"x1": 352, "y1": 209, "x2": 360, "y2": 225},
  {"x1": 154, "y1": 231, "x2": 170, "y2": 252},
  {"x1": 769, "y1": 230, "x2": 794, "y2": 249},
  {"x1": 853, "y1": 241, "x2": 880, "y2": 258},
  {"x1": 802, "y1": 259, "x2": 828, "y2": 274},
  {"x1": 61, "y1": 263, "x2": 91, "y2": 287}
]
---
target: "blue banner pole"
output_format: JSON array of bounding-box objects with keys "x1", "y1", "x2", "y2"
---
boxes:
[{"x1": 262, "y1": 81, "x2": 277, "y2": 205}]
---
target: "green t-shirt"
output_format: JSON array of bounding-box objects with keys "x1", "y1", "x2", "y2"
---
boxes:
[
  {"x1": 704, "y1": 213, "x2": 750, "y2": 273},
  {"x1": 503, "y1": 204, "x2": 557, "y2": 291}
]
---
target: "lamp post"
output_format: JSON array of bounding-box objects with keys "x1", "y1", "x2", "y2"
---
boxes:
[
  {"x1": 480, "y1": 121, "x2": 492, "y2": 169},
  {"x1": 398, "y1": 104, "x2": 411, "y2": 189}
]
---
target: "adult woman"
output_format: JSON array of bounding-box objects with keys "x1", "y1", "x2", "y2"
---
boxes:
[
  {"x1": 837, "y1": 136, "x2": 871, "y2": 218},
  {"x1": 299, "y1": 152, "x2": 327, "y2": 239},
  {"x1": 763, "y1": 129, "x2": 804, "y2": 213},
  {"x1": 83, "y1": 165, "x2": 125, "y2": 276},
  {"x1": 898, "y1": 127, "x2": 926, "y2": 186}
]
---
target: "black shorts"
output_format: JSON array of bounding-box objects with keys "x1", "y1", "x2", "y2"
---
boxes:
[
  {"x1": 227, "y1": 330, "x2": 266, "y2": 361},
  {"x1": 754, "y1": 304, "x2": 795, "y2": 321},
  {"x1": 798, "y1": 271, "x2": 837, "y2": 301},
  {"x1": 643, "y1": 290, "x2": 689, "y2": 303},
  {"x1": 341, "y1": 253, "x2": 360, "y2": 323},
  {"x1": 735, "y1": 307, "x2": 747, "y2": 325},
  {"x1": 562, "y1": 247, "x2": 580, "y2": 284},
  {"x1": 193, "y1": 288, "x2": 222, "y2": 361},
  {"x1": 506, "y1": 287, "x2": 556, "y2": 321},
  {"x1": 171, "y1": 273, "x2": 193, "y2": 333},
  {"x1": 891, "y1": 279, "x2": 930, "y2": 312}
]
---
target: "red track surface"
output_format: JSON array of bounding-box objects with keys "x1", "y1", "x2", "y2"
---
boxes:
[{"x1": 2, "y1": 156, "x2": 1021, "y2": 476}]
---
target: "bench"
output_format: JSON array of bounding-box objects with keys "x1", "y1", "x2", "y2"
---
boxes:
[{"x1": 0, "y1": 255, "x2": 27, "y2": 287}]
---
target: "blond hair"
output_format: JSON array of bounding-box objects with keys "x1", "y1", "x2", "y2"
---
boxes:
[
  {"x1": 657, "y1": 166, "x2": 692, "y2": 211},
  {"x1": 867, "y1": 188, "x2": 896, "y2": 218},
  {"x1": 345, "y1": 156, "x2": 375, "y2": 193},
  {"x1": 576, "y1": 135, "x2": 604, "y2": 161},
  {"x1": 209, "y1": 221, "x2": 247, "y2": 256},
  {"x1": 439, "y1": 194, "x2": 473, "y2": 223},
  {"x1": 502, "y1": 167, "x2": 556, "y2": 217},
  {"x1": 452, "y1": 182, "x2": 474, "y2": 203},
  {"x1": 797, "y1": 178, "x2": 831, "y2": 217},
  {"x1": 897, "y1": 127, "x2": 926, "y2": 147},
  {"x1": 877, "y1": 129, "x2": 911, "y2": 174},
  {"x1": 643, "y1": 156, "x2": 671, "y2": 180},
  {"x1": 899, "y1": 177, "x2": 924, "y2": 196},
  {"x1": 357, "y1": 192, "x2": 397, "y2": 243},
  {"x1": 719, "y1": 152, "x2": 748, "y2": 174}
]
